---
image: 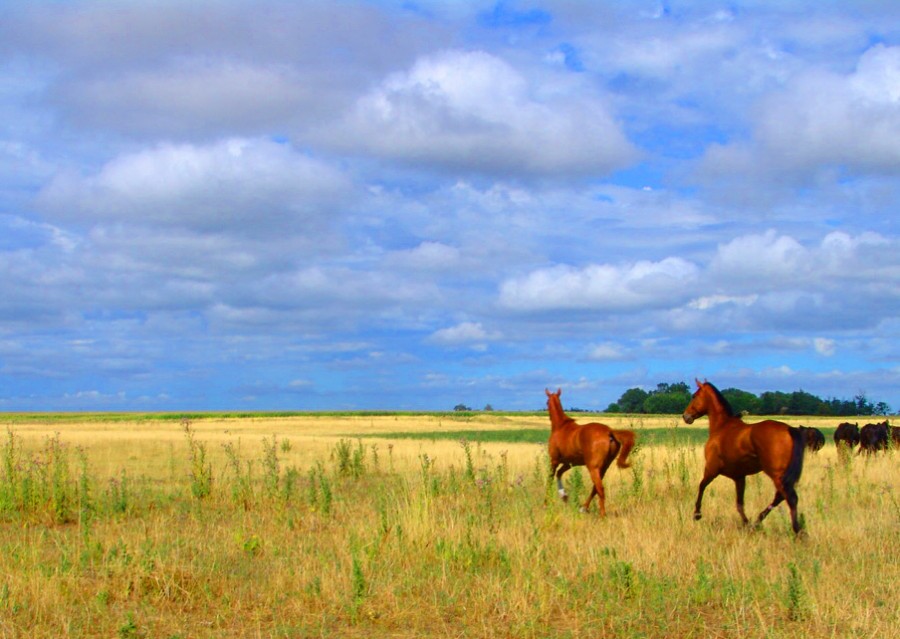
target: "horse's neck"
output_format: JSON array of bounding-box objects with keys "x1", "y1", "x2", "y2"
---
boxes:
[
  {"x1": 706, "y1": 405, "x2": 737, "y2": 432},
  {"x1": 549, "y1": 403, "x2": 573, "y2": 431}
]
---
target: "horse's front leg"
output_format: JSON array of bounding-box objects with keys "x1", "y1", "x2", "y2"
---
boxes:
[
  {"x1": 734, "y1": 476, "x2": 749, "y2": 525},
  {"x1": 694, "y1": 473, "x2": 717, "y2": 521},
  {"x1": 553, "y1": 463, "x2": 572, "y2": 502}
]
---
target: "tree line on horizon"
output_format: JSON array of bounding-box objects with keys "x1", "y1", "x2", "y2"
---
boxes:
[{"x1": 601, "y1": 381, "x2": 892, "y2": 417}]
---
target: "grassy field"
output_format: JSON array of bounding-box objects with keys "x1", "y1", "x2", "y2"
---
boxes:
[{"x1": 0, "y1": 411, "x2": 896, "y2": 638}]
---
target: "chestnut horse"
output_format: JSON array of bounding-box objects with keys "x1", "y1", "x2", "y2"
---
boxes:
[
  {"x1": 546, "y1": 388, "x2": 635, "y2": 516},
  {"x1": 682, "y1": 380, "x2": 806, "y2": 534}
]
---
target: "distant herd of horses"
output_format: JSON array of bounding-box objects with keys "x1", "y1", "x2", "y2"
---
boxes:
[
  {"x1": 546, "y1": 380, "x2": 896, "y2": 535},
  {"x1": 831, "y1": 419, "x2": 899, "y2": 453}
]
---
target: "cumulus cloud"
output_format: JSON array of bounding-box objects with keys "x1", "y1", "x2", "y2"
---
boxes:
[
  {"x1": 59, "y1": 60, "x2": 313, "y2": 138},
  {"x1": 710, "y1": 230, "x2": 807, "y2": 287},
  {"x1": 429, "y1": 321, "x2": 500, "y2": 347},
  {"x1": 3, "y1": 2, "x2": 441, "y2": 140},
  {"x1": 701, "y1": 44, "x2": 900, "y2": 179},
  {"x1": 587, "y1": 342, "x2": 629, "y2": 361},
  {"x1": 385, "y1": 241, "x2": 461, "y2": 270},
  {"x1": 813, "y1": 337, "x2": 836, "y2": 356},
  {"x1": 669, "y1": 230, "x2": 900, "y2": 333},
  {"x1": 37, "y1": 138, "x2": 351, "y2": 236},
  {"x1": 709, "y1": 229, "x2": 896, "y2": 291},
  {"x1": 499, "y1": 258, "x2": 700, "y2": 312},
  {"x1": 327, "y1": 49, "x2": 638, "y2": 177}
]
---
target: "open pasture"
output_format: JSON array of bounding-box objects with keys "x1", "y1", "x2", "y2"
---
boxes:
[{"x1": 0, "y1": 412, "x2": 896, "y2": 638}]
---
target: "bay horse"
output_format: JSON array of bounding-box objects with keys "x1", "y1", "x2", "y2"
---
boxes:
[
  {"x1": 546, "y1": 388, "x2": 635, "y2": 516},
  {"x1": 682, "y1": 380, "x2": 806, "y2": 534}
]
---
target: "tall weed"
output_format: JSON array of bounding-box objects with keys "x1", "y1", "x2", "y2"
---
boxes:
[{"x1": 182, "y1": 420, "x2": 212, "y2": 500}]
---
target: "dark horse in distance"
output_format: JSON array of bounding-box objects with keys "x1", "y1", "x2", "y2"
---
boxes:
[
  {"x1": 546, "y1": 388, "x2": 635, "y2": 516},
  {"x1": 682, "y1": 380, "x2": 806, "y2": 534}
]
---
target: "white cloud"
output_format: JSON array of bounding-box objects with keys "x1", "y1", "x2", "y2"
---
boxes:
[
  {"x1": 329, "y1": 49, "x2": 638, "y2": 176},
  {"x1": 499, "y1": 257, "x2": 699, "y2": 312},
  {"x1": 429, "y1": 321, "x2": 499, "y2": 347},
  {"x1": 37, "y1": 138, "x2": 350, "y2": 236},
  {"x1": 688, "y1": 294, "x2": 758, "y2": 311},
  {"x1": 386, "y1": 241, "x2": 461, "y2": 270},
  {"x1": 60, "y1": 60, "x2": 313, "y2": 138},
  {"x1": 708, "y1": 229, "x2": 898, "y2": 291},
  {"x1": 813, "y1": 337, "x2": 836, "y2": 356},
  {"x1": 587, "y1": 342, "x2": 628, "y2": 361},
  {"x1": 710, "y1": 230, "x2": 807, "y2": 284},
  {"x1": 703, "y1": 44, "x2": 900, "y2": 178}
]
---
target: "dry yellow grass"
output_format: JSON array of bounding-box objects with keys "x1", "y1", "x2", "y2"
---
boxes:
[{"x1": 0, "y1": 412, "x2": 896, "y2": 638}]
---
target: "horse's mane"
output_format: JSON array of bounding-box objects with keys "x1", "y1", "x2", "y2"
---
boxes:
[{"x1": 705, "y1": 381, "x2": 737, "y2": 418}]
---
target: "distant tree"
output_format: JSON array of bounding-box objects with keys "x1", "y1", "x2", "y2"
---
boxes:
[
  {"x1": 636, "y1": 381, "x2": 692, "y2": 414},
  {"x1": 606, "y1": 382, "x2": 890, "y2": 418},
  {"x1": 654, "y1": 381, "x2": 690, "y2": 395},
  {"x1": 614, "y1": 388, "x2": 650, "y2": 413},
  {"x1": 873, "y1": 401, "x2": 891, "y2": 416},
  {"x1": 453, "y1": 403, "x2": 471, "y2": 412},
  {"x1": 826, "y1": 397, "x2": 858, "y2": 417},
  {"x1": 721, "y1": 388, "x2": 761, "y2": 415},
  {"x1": 643, "y1": 389, "x2": 691, "y2": 414},
  {"x1": 483, "y1": 404, "x2": 494, "y2": 412},
  {"x1": 854, "y1": 393, "x2": 873, "y2": 415},
  {"x1": 759, "y1": 391, "x2": 791, "y2": 415},
  {"x1": 787, "y1": 390, "x2": 822, "y2": 415}
]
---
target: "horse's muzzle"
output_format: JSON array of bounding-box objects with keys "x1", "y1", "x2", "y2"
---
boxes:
[{"x1": 682, "y1": 412, "x2": 695, "y2": 424}]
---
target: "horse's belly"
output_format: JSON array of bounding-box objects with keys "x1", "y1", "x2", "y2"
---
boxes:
[
  {"x1": 555, "y1": 451, "x2": 584, "y2": 465},
  {"x1": 721, "y1": 458, "x2": 762, "y2": 478}
]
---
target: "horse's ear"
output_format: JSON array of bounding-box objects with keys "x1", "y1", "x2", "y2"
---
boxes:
[
  {"x1": 556, "y1": 388, "x2": 561, "y2": 396},
  {"x1": 545, "y1": 388, "x2": 551, "y2": 397},
  {"x1": 695, "y1": 378, "x2": 703, "y2": 389}
]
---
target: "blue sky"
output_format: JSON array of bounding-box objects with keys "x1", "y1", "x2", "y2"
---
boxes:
[{"x1": 1, "y1": 1, "x2": 899, "y2": 412}]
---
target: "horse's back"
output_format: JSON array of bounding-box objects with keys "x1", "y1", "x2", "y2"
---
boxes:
[
  {"x1": 578, "y1": 419, "x2": 613, "y2": 439},
  {"x1": 550, "y1": 421, "x2": 613, "y2": 465},
  {"x1": 749, "y1": 419, "x2": 793, "y2": 444},
  {"x1": 749, "y1": 419, "x2": 800, "y2": 475},
  {"x1": 711, "y1": 418, "x2": 795, "y2": 477}
]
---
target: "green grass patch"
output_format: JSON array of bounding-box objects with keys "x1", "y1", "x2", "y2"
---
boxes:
[
  {"x1": 353, "y1": 425, "x2": 840, "y2": 447},
  {"x1": 351, "y1": 427, "x2": 719, "y2": 447}
]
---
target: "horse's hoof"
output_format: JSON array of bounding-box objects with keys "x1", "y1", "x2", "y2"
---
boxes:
[
  {"x1": 693, "y1": 512, "x2": 702, "y2": 521},
  {"x1": 579, "y1": 506, "x2": 588, "y2": 514}
]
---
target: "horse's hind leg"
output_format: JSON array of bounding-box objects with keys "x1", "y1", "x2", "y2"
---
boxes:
[
  {"x1": 586, "y1": 466, "x2": 606, "y2": 516},
  {"x1": 784, "y1": 484, "x2": 802, "y2": 534},
  {"x1": 757, "y1": 490, "x2": 784, "y2": 525},
  {"x1": 758, "y1": 478, "x2": 803, "y2": 533},
  {"x1": 581, "y1": 486, "x2": 597, "y2": 514},
  {"x1": 734, "y1": 477, "x2": 749, "y2": 525},
  {"x1": 553, "y1": 463, "x2": 572, "y2": 501}
]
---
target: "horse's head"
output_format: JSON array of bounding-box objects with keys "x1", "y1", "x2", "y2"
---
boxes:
[
  {"x1": 545, "y1": 388, "x2": 565, "y2": 425},
  {"x1": 545, "y1": 387, "x2": 562, "y2": 407},
  {"x1": 682, "y1": 378, "x2": 709, "y2": 424}
]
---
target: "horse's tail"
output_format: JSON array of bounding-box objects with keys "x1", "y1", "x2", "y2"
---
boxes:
[
  {"x1": 783, "y1": 426, "x2": 806, "y2": 490},
  {"x1": 612, "y1": 429, "x2": 636, "y2": 469}
]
